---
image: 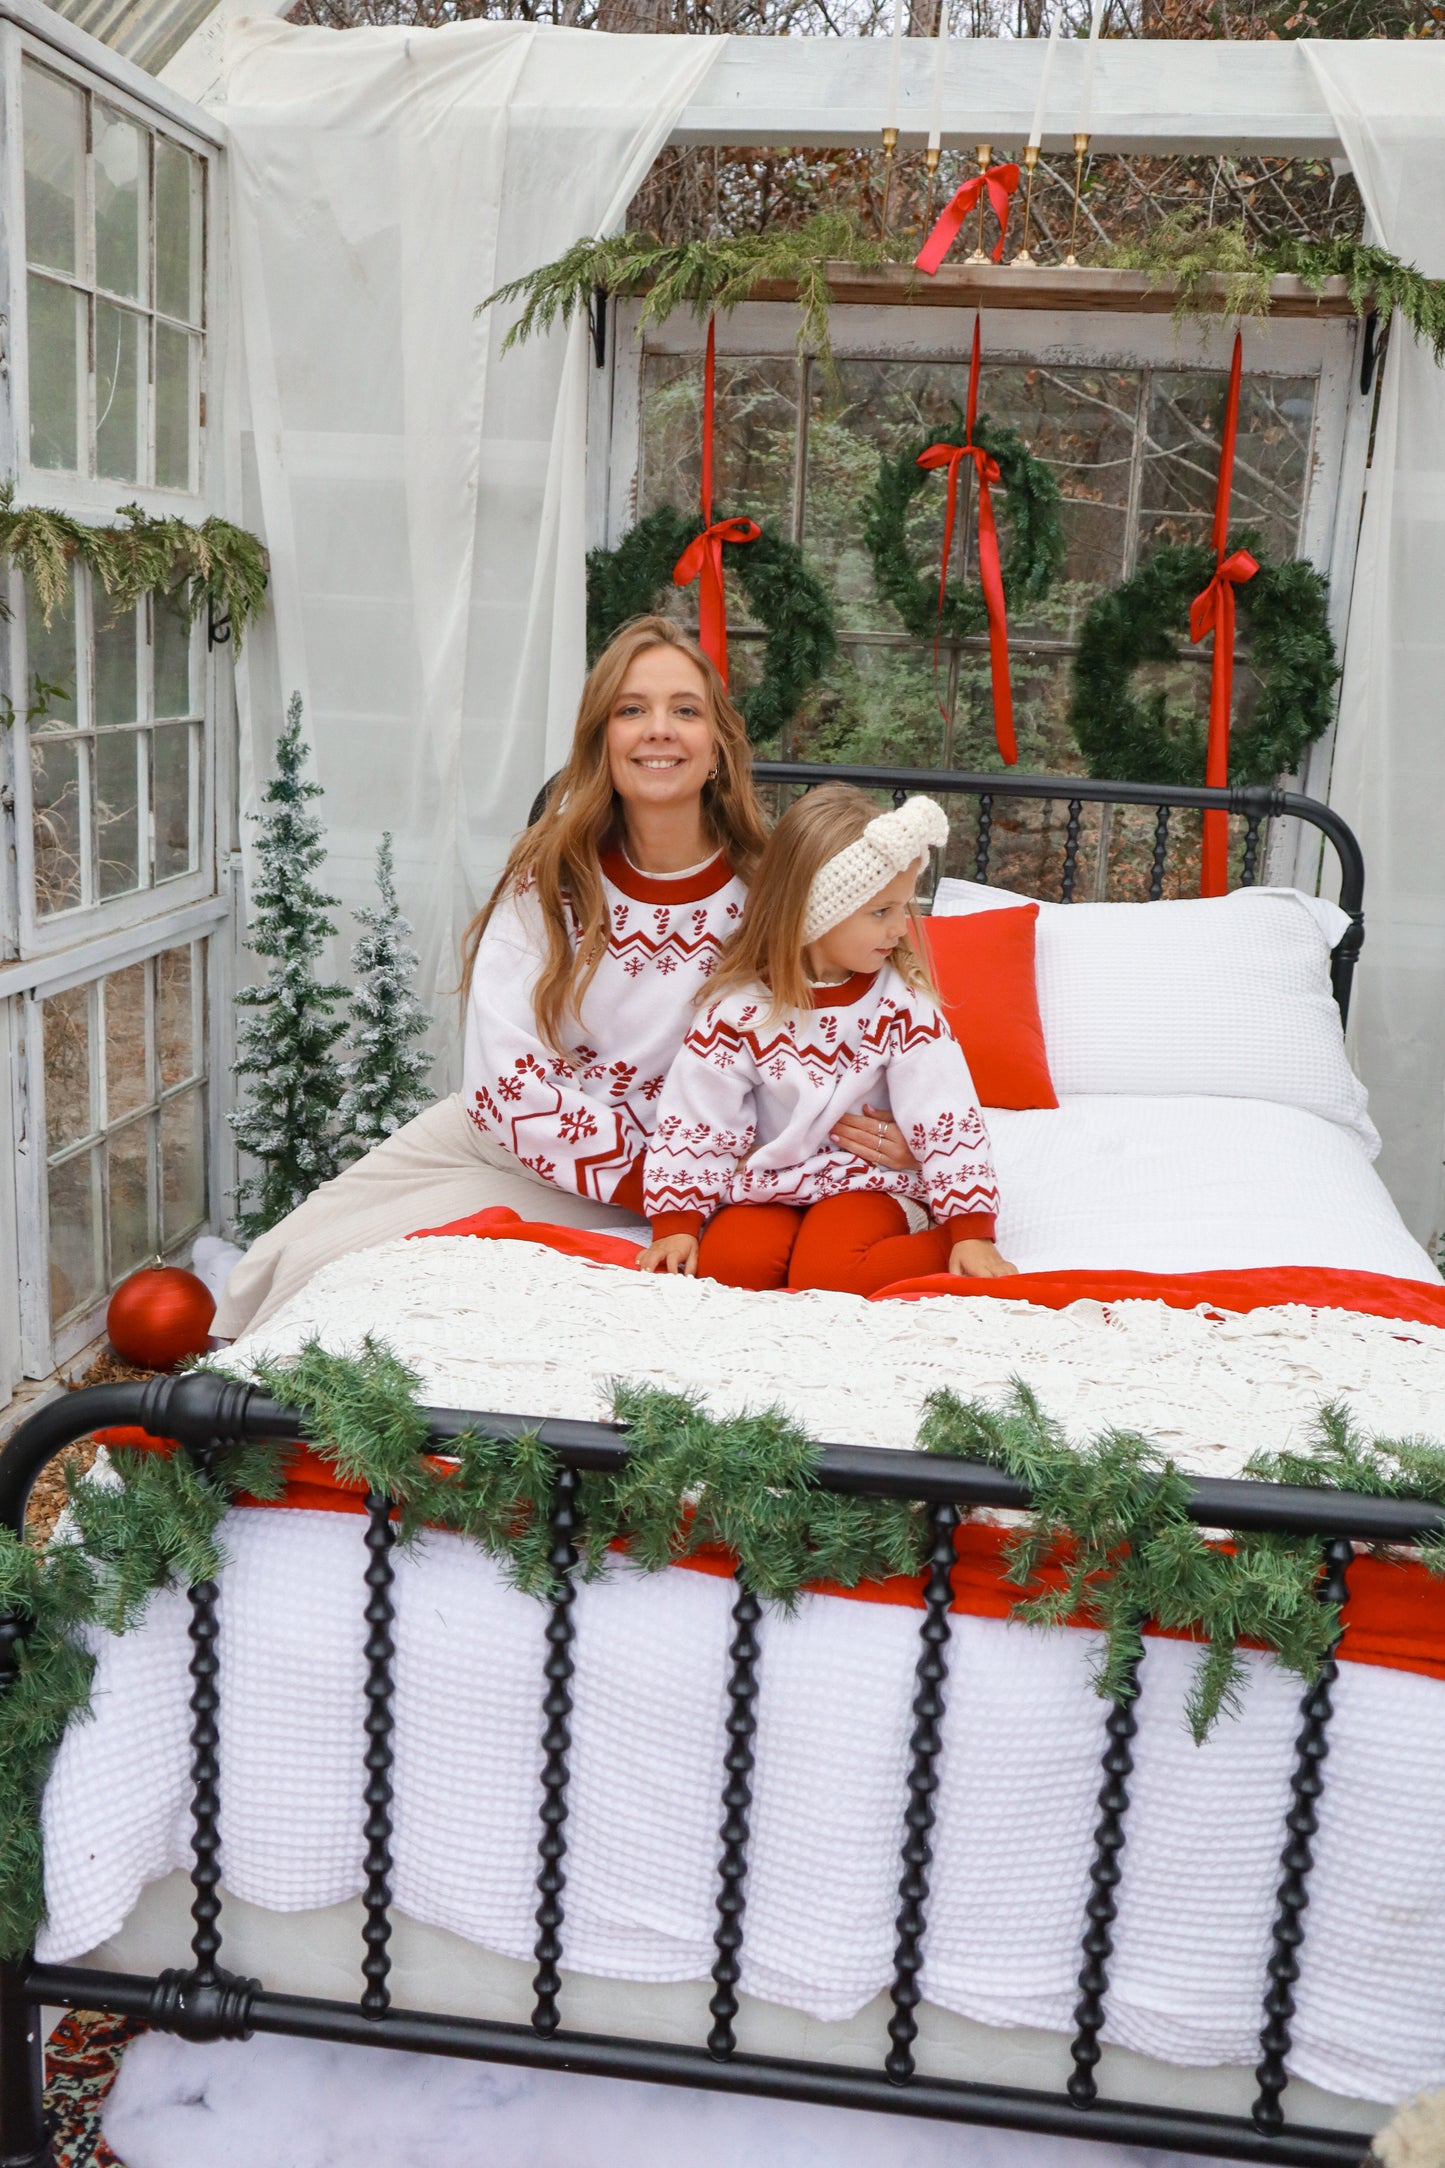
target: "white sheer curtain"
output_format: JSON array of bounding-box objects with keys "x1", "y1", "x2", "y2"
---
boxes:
[
  {"x1": 218, "y1": 20, "x2": 723, "y2": 1085},
  {"x1": 1303, "y1": 42, "x2": 1445, "y2": 1252}
]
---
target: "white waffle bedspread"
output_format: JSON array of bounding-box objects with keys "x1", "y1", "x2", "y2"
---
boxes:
[{"x1": 39, "y1": 1237, "x2": 1445, "y2": 2106}]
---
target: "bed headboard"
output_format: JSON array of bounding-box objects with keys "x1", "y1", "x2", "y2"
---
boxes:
[
  {"x1": 527, "y1": 764, "x2": 1365, "y2": 1028},
  {"x1": 752, "y1": 764, "x2": 1365, "y2": 1030}
]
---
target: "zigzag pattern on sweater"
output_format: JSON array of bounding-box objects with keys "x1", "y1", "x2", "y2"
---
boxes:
[{"x1": 685, "y1": 999, "x2": 949, "y2": 1089}]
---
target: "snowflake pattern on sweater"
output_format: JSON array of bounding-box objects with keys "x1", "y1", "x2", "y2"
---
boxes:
[
  {"x1": 462, "y1": 849, "x2": 746, "y2": 1203},
  {"x1": 644, "y1": 964, "x2": 1000, "y2": 1238}
]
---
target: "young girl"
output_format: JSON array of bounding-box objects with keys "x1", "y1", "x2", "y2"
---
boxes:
[{"x1": 639, "y1": 784, "x2": 1017, "y2": 1294}]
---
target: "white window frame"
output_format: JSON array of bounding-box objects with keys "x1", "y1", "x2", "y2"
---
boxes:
[{"x1": 0, "y1": 0, "x2": 236, "y2": 1388}]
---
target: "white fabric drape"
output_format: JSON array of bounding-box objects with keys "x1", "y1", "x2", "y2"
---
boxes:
[
  {"x1": 1303, "y1": 42, "x2": 1445, "y2": 1252},
  {"x1": 218, "y1": 21, "x2": 723, "y2": 1085}
]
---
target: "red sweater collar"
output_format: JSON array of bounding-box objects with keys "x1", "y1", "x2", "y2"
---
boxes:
[
  {"x1": 600, "y1": 847, "x2": 734, "y2": 906},
  {"x1": 807, "y1": 970, "x2": 878, "y2": 1010}
]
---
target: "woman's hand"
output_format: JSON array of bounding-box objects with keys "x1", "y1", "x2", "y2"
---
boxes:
[
  {"x1": 638, "y1": 1233, "x2": 699, "y2": 1276},
  {"x1": 830, "y1": 1102, "x2": 918, "y2": 1172},
  {"x1": 949, "y1": 1238, "x2": 1019, "y2": 1280}
]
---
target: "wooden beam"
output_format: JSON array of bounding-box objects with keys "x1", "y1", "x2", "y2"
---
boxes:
[
  {"x1": 739, "y1": 264, "x2": 1360, "y2": 317},
  {"x1": 668, "y1": 37, "x2": 1343, "y2": 158}
]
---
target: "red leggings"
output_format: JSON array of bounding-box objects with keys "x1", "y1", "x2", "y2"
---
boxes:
[{"x1": 696, "y1": 1192, "x2": 952, "y2": 1297}]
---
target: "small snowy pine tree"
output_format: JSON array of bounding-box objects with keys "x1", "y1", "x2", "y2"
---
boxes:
[
  {"x1": 228, "y1": 693, "x2": 348, "y2": 1241},
  {"x1": 337, "y1": 833, "x2": 432, "y2": 1162}
]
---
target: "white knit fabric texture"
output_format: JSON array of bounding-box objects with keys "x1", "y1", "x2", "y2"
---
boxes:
[
  {"x1": 930, "y1": 883, "x2": 1376, "y2": 1150},
  {"x1": 803, "y1": 797, "x2": 949, "y2": 944},
  {"x1": 37, "y1": 1232, "x2": 1445, "y2": 2104}
]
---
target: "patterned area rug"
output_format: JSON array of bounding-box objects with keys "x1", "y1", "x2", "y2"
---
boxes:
[{"x1": 45, "y1": 2009, "x2": 139, "y2": 2167}]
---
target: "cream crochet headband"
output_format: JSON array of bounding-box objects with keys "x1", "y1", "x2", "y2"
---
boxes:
[{"x1": 802, "y1": 795, "x2": 950, "y2": 945}]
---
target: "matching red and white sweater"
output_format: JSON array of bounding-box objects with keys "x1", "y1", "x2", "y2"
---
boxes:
[
  {"x1": 644, "y1": 964, "x2": 1000, "y2": 1243},
  {"x1": 463, "y1": 849, "x2": 747, "y2": 1206}
]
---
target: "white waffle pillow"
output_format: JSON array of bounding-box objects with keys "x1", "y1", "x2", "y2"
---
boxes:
[{"x1": 929, "y1": 881, "x2": 1376, "y2": 1155}]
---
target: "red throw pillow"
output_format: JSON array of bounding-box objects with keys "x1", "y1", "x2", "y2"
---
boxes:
[{"x1": 922, "y1": 905, "x2": 1058, "y2": 1110}]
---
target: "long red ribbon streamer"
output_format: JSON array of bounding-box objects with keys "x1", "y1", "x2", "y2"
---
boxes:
[
  {"x1": 914, "y1": 163, "x2": 1021, "y2": 276},
  {"x1": 915, "y1": 316, "x2": 1017, "y2": 765},
  {"x1": 1192, "y1": 331, "x2": 1258, "y2": 897},
  {"x1": 671, "y1": 315, "x2": 759, "y2": 682}
]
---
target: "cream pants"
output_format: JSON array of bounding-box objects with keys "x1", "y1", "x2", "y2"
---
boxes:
[{"x1": 213, "y1": 1094, "x2": 643, "y2": 1338}]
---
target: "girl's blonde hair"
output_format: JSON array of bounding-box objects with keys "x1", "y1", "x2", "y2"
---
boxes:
[
  {"x1": 704, "y1": 783, "x2": 936, "y2": 1020},
  {"x1": 460, "y1": 616, "x2": 769, "y2": 1054}
]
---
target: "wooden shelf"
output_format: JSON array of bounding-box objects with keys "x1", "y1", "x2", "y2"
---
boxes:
[{"x1": 739, "y1": 262, "x2": 1358, "y2": 317}]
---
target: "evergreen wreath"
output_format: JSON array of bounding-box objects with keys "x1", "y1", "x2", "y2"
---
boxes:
[
  {"x1": 586, "y1": 505, "x2": 838, "y2": 745},
  {"x1": 2, "y1": 1342, "x2": 1444, "y2": 1958},
  {"x1": 1067, "y1": 540, "x2": 1338, "y2": 789},
  {"x1": 0, "y1": 484, "x2": 268, "y2": 643},
  {"x1": 863, "y1": 416, "x2": 1066, "y2": 644}
]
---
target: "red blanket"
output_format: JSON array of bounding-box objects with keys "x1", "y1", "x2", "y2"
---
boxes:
[{"x1": 96, "y1": 1208, "x2": 1445, "y2": 1686}]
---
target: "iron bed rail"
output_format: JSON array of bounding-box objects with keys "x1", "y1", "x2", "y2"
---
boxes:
[{"x1": 2, "y1": 1372, "x2": 1431, "y2": 2167}]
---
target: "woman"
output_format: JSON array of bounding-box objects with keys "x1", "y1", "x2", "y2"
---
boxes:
[{"x1": 214, "y1": 617, "x2": 917, "y2": 1337}]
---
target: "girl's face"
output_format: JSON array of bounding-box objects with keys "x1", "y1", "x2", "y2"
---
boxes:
[
  {"x1": 606, "y1": 646, "x2": 716, "y2": 814},
  {"x1": 804, "y1": 862, "x2": 920, "y2": 982}
]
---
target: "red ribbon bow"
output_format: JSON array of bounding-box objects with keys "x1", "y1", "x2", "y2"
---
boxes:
[
  {"x1": 672, "y1": 316, "x2": 759, "y2": 682},
  {"x1": 915, "y1": 317, "x2": 1017, "y2": 766},
  {"x1": 915, "y1": 163, "x2": 1021, "y2": 277},
  {"x1": 1191, "y1": 332, "x2": 1258, "y2": 897}
]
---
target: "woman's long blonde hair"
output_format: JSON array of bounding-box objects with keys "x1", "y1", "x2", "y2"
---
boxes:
[
  {"x1": 703, "y1": 783, "x2": 936, "y2": 1021},
  {"x1": 461, "y1": 616, "x2": 769, "y2": 1054}
]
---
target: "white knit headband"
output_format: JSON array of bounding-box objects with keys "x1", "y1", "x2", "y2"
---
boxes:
[{"x1": 802, "y1": 796, "x2": 950, "y2": 945}]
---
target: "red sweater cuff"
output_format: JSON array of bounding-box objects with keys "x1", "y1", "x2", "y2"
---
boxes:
[
  {"x1": 611, "y1": 1157, "x2": 646, "y2": 1214},
  {"x1": 944, "y1": 1213, "x2": 997, "y2": 1246},
  {"x1": 650, "y1": 1211, "x2": 705, "y2": 1241}
]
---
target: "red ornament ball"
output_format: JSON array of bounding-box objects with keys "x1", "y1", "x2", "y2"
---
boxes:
[{"x1": 106, "y1": 1265, "x2": 216, "y2": 1372}]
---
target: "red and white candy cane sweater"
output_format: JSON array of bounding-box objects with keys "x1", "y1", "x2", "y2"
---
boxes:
[
  {"x1": 644, "y1": 963, "x2": 1000, "y2": 1242},
  {"x1": 463, "y1": 848, "x2": 747, "y2": 1205}
]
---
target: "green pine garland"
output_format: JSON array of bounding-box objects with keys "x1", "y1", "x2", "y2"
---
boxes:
[
  {"x1": 864, "y1": 415, "x2": 1066, "y2": 644},
  {"x1": 1067, "y1": 540, "x2": 1339, "y2": 789},
  {"x1": 587, "y1": 506, "x2": 838, "y2": 746},
  {"x1": 3, "y1": 1344, "x2": 1444, "y2": 1961},
  {"x1": 0, "y1": 485, "x2": 269, "y2": 645}
]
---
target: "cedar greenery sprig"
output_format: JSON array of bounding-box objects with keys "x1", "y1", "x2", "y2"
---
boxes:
[
  {"x1": 481, "y1": 213, "x2": 918, "y2": 373},
  {"x1": 0, "y1": 485, "x2": 269, "y2": 644}
]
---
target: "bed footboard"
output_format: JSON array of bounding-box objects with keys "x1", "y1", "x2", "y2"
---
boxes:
[{"x1": 4, "y1": 1373, "x2": 1434, "y2": 2167}]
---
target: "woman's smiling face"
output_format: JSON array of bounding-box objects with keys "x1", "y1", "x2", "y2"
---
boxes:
[{"x1": 606, "y1": 644, "x2": 716, "y2": 813}]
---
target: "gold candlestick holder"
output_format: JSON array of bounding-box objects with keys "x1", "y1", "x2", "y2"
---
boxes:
[
  {"x1": 1014, "y1": 142, "x2": 1040, "y2": 267},
  {"x1": 880, "y1": 125, "x2": 900, "y2": 236},
  {"x1": 1064, "y1": 130, "x2": 1089, "y2": 267},
  {"x1": 923, "y1": 141, "x2": 941, "y2": 228},
  {"x1": 967, "y1": 142, "x2": 993, "y2": 262}
]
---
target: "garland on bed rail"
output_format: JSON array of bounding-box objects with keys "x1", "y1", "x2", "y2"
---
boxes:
[{"x1": 2, "y1": 1344, "x2": 1445, "y2": 1960}]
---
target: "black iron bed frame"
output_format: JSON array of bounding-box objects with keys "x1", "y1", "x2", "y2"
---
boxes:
[{"x1": 0, "y1": 770, "x2": 1397, "y2": 2168}]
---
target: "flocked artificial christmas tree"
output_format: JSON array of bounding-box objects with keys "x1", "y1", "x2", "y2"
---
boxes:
[
  {"x1": 228, "y1": 693, "x2": 347, "y2": 1241},
  {"x1": 338, "y1": 832, "x2": 432, "y2": 1163}
]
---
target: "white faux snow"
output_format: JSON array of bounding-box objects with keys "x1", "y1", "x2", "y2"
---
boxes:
[{"x1": 102, "y1": 2030, "x2": 1249, "y2": 2168}]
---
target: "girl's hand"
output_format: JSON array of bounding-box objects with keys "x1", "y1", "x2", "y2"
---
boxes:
[
  {"x1": 949, "y1": 1238, "x2": 1019, "y2": 1280},
  {"x1": 830, "y1": 1102, "x2": 919, "y2": 1172},
  {"x1": 638, "y1": 1234, "x2": 699, "y2": 1276}
]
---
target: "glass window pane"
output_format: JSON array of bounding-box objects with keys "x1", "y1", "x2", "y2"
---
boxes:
[
  {"x1": 42, "y1": 983, "x2": 94, "y2": 1151},
  {"x1": 94, "y1": 105, "x2": 147, "y2": 303},
  {"x1": 158, "y1": 944, "x2": 199, "y2": 1087},
  {"x1": 95, "y1": 301, "x2": 145, "y2": 483},
  {"x1": 1138, "y1": 370, "x2": 1315, "y2": 565},
  {"x1": 26, "y1": 274, "x2": 82, "y2": 473},
  {"x1": 161, "y1": 1089, "x2": 206, "y2": 1248},
  {"x1": 107, "y1": 1119, "x2": 155, "y2": 1279},
  {"x1": 95, "y1": 604, "x2": 140, "y2": 724},
  {"x1": 48, "y1": 1149, "x2": 104, "y2": 1324},
  {"x1": 31, "y1": 733, "x2": 84, "y2": 916},
  {"x1": 154, "y1": 323, "x2": 195, "y2": 492},
  {"x1": 23, "y1": 63, "x2": 83, "y2": 276},
  {"x1": 791, "y1": 645, "x2": 947, "y2": 771},
  {"x1": 25, "y1": 580, "x2": 79, "y2": 727},
  {"x1": 94, "y1": 728, "x2": 142, "y2": 898},
  {"x1": 153, "y1": 723, "x2": 195, "y2": 882},
  {"x1": 155, "y1": 139, "x2": 201, "y2": 326},
  {"x1": 102, "y1": 961, "x2": 150, "y2": 1122},
  {"x1": 153, "y1": 587, "x2": 193, "y2": 716}
]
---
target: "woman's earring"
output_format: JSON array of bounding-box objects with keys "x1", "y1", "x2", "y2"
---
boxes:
[{"x1": 707, "y1": 767, "x2": 718, "y2": 780}]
